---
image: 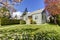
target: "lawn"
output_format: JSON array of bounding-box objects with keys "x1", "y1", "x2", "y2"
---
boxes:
[
  {"x1": 0, "y1": 24, "x2": 60, "y2": 40},
  {"x1": 0, "y1": 24, "x2": 60, "y2": 32}
]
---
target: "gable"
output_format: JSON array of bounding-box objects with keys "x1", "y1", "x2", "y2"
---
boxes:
[{"x1": 28, "y1": 8, "x2": 45, "y2": 16}]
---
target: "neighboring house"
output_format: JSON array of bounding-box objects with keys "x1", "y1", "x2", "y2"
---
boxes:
[
  {"x1": 22, "y1": 8, "x2": 47, "y2": 24},
  {"x1": 11, "y1": 11, "x2": 22, "y2": 19}
]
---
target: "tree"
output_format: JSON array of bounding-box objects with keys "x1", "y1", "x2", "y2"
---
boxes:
[
  {"x1": 0, "y1": 7, "x2": 10, "y2": 18},
  {"x1": 22, "y1": 8, "x2": 28, "y2": 16},
  {"x1": 0, "y1": 0, "x2": 22, "y2": 12},
  {"x1": 45, "y1": 0, "x2": 60, "y2": 15},
  {"x1": 45, "y1": 0, "x2": 60, "y2": 24},
  {"x1": 0, "y1": 0, "x2": 22, "y2": 18}
]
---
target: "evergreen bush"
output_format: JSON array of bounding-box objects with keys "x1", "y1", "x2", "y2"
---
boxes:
[
  {"x1": 20, "y1": 20, "x2": 26, "y2": 24},
  {"x1": 31, "y1": 20, "x2": 36, "y2": 24},
  {"x1": 56, "y1": 15, "x2": 60, "y2": 26},
  {"x1": 1, "y1": 18, "x2": 20, "y2": 26}
]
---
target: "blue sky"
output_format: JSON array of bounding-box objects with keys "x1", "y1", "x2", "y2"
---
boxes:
[{"x1": 14, "y1": 0, "x2": 45, "y2": 12}]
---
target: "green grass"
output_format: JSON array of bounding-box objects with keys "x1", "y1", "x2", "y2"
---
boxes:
[
  {"x1": 0, "y1": 24, "x2": 60, "y2": 40},
  {"x1": 0, "y1": 24, "x2": 60, "y2": 33}
]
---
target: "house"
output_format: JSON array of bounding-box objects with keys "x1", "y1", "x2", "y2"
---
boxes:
[
  {"x1": 22, "y1": 8, "x2": 47, "y2": 24},
  {"x1": 11, "y1": 11, "x2": 22, "y2": 19}
]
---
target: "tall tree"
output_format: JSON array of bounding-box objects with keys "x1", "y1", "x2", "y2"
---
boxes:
[
  {"x1": 45, "y1": 0, "x2": 60, "y2": 24},
  {"x1": 45, "y1": 0, "x2": 60, "y2": 15},
  {"x1": 22, "y1": 8, "x2": 28, "y2": 16}
]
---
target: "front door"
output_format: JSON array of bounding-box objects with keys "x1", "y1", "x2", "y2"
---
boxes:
[{"x1": 28, "y1": 16, "x2": 32, "y2": 24}]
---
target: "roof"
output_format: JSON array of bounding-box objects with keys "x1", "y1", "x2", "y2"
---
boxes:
[
  {"x1": 21, "y1": 8, "x2": 45, "y2": 17},
  {"x1": 28, "y1": 8, "x2": 45, "y2": 16}
]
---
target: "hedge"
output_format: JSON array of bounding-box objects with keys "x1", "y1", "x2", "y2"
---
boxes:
[
  {"x1": 20, "y1": 20, "x2": 26, "y2": 24},
  {"x1": 1, "y1": 18, "x2": 20, "y2": 26},
  {"x1": 56, "y1": 15, "x2": 60, "y2": 26},
  {"x1": 30, "y1": 19, "x2": 36, "y2": 24}
]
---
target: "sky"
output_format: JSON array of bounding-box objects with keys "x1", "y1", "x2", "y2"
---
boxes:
[{"x1": 14, "y1": 0, "x2": 45, "y2": 12}]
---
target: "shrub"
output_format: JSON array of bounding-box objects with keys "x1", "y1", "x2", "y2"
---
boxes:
[
  {"x1": 20, "y1": 20, "x2": 26, "y2": 24},
  {"x1": 31, "y1": 20, "x2": 36, "y2": 24},
  {"x1": 1, "y1": 18, "x2": 20, "y2": 26},
  {"x1": 49, "y1": 15, "x2": 60, "y2": 25},
  {"x1": 57, "y1": 19, "x2": 60, "y2": 26},
  {"x1": 56, "y1": 15, "x2": 60, "y2": 26},
  {"x1": 49, "y1": 16, "x2": 54, "y2": 24}
]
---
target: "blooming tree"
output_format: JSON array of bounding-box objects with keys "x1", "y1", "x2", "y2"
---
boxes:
[
  {"x1": 0, "y1": 0, "x2": 22, "y2": 12},
  {"x1": 45, "y1": 0, "x2": 60, "y2": 15},
  {"x1": 45, "y1": 0, "x2": 60, "y2": 24},
  {"x1": 0, "y1": 0, "x2": 22, "y2": 18}
]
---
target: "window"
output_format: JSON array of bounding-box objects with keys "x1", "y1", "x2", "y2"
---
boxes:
[{"x1": 35, "y1": 16, "x2": 38, "y2": 20}]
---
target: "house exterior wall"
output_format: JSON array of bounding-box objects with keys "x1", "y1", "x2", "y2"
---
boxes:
[
  {"x1": 32, "y1": 13, "x2": 42, "y2": 24},
  {"x1": 26, "y1": 18, "x2": 30, "y2": 24},
  {"x1": 23, "y1": 15, "x2": 31, "y2": 24},
  {"x1": 42, "y1": 11, "x2": 47, "y2": 24},
  {"x1": 23, "y1": 15, "x2": 27, "y2": 21}
]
